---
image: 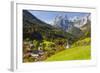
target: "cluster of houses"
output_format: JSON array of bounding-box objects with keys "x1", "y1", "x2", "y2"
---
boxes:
[
  {"x1": 23, "y1": 41, "x2": 46, "y2": 62},
  {"x1": 23, "y1": 39, "x2": 70, "y2": 62}
]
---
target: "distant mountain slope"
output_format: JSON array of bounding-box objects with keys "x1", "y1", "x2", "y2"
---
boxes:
[
  {"x1": 53, "y1": 15, "x2": 85, "y2": 39},
  {"x1": 80, "y1": 19, "x2": 91, "y2": 37},
  {"x1": 23, "y1": 10, "x2": 72, "y2": 41},
  {"x1": 23, "y1": 10, "x2": 53, "y2": 40},
  {"x1": 23, "y1": 10, "x2": 53, "y2": 29}
]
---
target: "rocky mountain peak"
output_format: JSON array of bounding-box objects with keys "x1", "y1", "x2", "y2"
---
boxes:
[{"x1": 53, "y1": 15, "x2": 73, "y2": 32}]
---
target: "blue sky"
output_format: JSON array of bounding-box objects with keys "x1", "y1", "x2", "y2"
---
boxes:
[{"x1": 29, "y1": 10, "x2": 90, "y2": 25}]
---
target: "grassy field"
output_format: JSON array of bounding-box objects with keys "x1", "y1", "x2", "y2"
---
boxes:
[
  {"x1": 46, "y1": 38, "x2": 91, "y2": 61},
  {"x1": 46, "y1": 46, "x2": 91, "y2": 61}
]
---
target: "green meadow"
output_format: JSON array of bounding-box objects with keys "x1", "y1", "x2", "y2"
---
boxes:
[{"x1": 46, "y1": 38, "x2": 91, "y2": 61}]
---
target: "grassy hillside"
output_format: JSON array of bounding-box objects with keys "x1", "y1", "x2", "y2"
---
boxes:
[{"x1": 46, "y1": 38, "x2": 91, "y2": 61}]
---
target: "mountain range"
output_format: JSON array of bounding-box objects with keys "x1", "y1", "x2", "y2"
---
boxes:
[
  {"x1": 53, "y1": 14, "x2": 91, "y2": 38},
  {"x1": 23, "y1": 10, "x2": 91, "y2": 44}
]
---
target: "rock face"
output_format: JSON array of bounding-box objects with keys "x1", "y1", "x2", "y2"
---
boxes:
[
  {"x1": 53, "y1": 15, "x2": 73, "y2": 32},
  {"x1": 53, "y1": 14, "x2": 91, "y2": 38},
  {"x1": 80, "y1": 15, "x2": 91, "y2": 37},
  {"x1": 53, "y1": 14, "x2": 90, "y2": 31},
  {"x1": 71, "y1": 15, "x2": 91, "y2": 28}
]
